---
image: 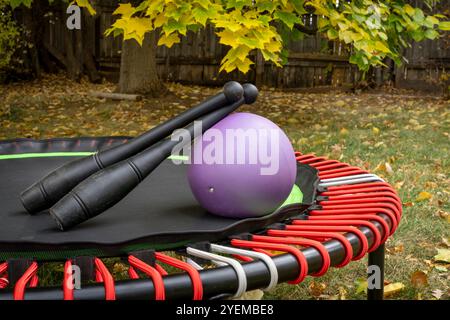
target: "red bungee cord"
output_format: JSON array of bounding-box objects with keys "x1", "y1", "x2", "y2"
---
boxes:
[
  {"x1": 128, "y1": 255, "x2": 165, "y2": 300},
  {"x1": 263, "y1": 230, "x2": 353, "y2": 267},
  {"x1": 0, "y1": 262, "x2": 8, "y2": 289},
  {"x1": 94, "y1": 258, "x2": 116, "y2": 300},
  {"x1": 63, "y1": 260, "x2": 74, "y2": 300},
  {"x1": 251, "y1": 234, "x2": 330, "y2": 276},
  {"x1": 154, "y1": 252, "x2": 203, "y2": 300},
  {"x1": 281, "y1": 225, "x2": 369, "y2": 261},
  {"x1": 309, "y1": 208, "x2": 398, "y2": 234},
  {"x1": 291, "y1": 219, "x2": 381, "y2": 252},
  {"x1": 308, "y1": 214, "x2": 390, "y2": 244},
  {"x1": 13, "y1": 262, "x2": 38, "y2": 300}
]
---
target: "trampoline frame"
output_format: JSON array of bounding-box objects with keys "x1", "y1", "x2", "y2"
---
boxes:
[{"x1": 0, "y1": 146, "x2": 399, "y2": 301}]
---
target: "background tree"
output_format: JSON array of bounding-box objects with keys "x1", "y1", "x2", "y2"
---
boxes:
[
  {"x1": 0, "y1": 0, "x2": 21, "y2": 82},
  {"x1": 6, "y1": 0, "x2": 99, "y2": 82},
  {"x1": 5, "y1": 0, "x2": 450, "y2": 95}
]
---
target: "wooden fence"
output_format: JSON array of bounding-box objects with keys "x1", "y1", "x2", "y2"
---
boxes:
[
  {"x1": 42, "y1": 0, "x2": 449, "y2": 90},
  {"x1": 394, "y1": 0, "x2": 450, "y2": 92}
]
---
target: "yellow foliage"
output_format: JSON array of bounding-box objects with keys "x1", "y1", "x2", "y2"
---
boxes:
[
  {"x1": 102, "y1": 0, "x2": 449, "y2": 74},
  {"x1": 74, "y1": 0, "x2": 96, "y2": 15},
  {"x1": 415, "y1": 191, "x2": 433, "y2": 202},
  {"x1": 158, "y1": 32, "x2": 180, "y2": 48}
]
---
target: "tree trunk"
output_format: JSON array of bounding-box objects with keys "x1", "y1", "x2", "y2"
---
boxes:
[
  {"x1": 61, "y1": 2, "x2": 82, "y2": 81},
  {"x1": 118, "y1": 32, "x2": 166, "y2": 96},
  {"x1": 22, "y1": 7, "x2": 41, "y2": 78},
  {"x1": 63, "y1": 28, "x2": 83, "y2": 81}
]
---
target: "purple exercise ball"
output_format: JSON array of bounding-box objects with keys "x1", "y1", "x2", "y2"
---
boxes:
[{"x1": 187, "y1": 112, "x2": 297, "y2": 218}]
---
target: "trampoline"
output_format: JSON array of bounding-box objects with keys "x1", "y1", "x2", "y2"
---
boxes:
[{"x1": 0, "y1": 137, "x2": 401, "y2": 300}]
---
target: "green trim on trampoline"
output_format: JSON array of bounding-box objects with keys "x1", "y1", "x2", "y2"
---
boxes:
[
  {"x1": 0, "y1": 152, "x2": 95, "y2": 160},
  {"x1": 0, "y1": 152, "x2": 189, "y2": 161},
  {"x1": 168, "y1": 155, "x2": 189, "y2": 161},
  {"x1": 279, "y1": 184, "x2": 303, "y2": 208}
]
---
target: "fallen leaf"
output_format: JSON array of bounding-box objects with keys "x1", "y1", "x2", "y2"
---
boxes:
[
  {"x1": 424, "y1": 181, "x2": 438, "y2": 189},
  {"x1": 335, "y1": 100, "x2": 346, "y2": 107},
  {"x1": 383, "y1": 282, "x2": 405, "y2": 297},
  {"x1": 434, "y1": 265, "x2": 448, "y2": 272},
  {"x1": 392, "y1": 243, "x2": 404, "y2": 254},
  {"x1": 373, "y1": 162, "x2": 385, "y2": 173},
  {"x1": 235, "y1": 289, "x2": 264, "y2": 300},
  {"x1": 434, "y1": 249, "x2": 450, "y2": 263},
  {"x1": 287, "y1": 118, "x2": 299, "y2": 124},
  {"x1": 415, "y1": 191, "x2": 432, "y2": 202},
  {"x1": 372, "y1": 127, "x2": 380, "y2": 135},
  {"x1": 431, "y1": 289, "x2": 444, "y2": 300},
  {"x1": 338, "y1": 286, "x2": 347, "y2": 300},
  {"x1": 385, "y1": 162, "x2": 394, "y2": 175},
  {"x1": 441, "y1": 237, "x2": 450, "y2": 248},
  {"x1": 373, "y1": 162, "x2": 393, "y2": 175},
  {"x1": 394, "y1": 181, "x2": 405, "y2": 190},
  {"x1": 330, "y1": 144, "x2": 343, "y2": 159},
  {"x1": 339, "y1": 128, "x2": 349, "y2": 137},
  {"x1": 266, "y1": 250, "x2": 284, "y2": 256},
  {"x1": 403, "y1": 202, "x2": 415, "y2": 207},
  {"x1": 309, "y1": 281, "x2": 327, "y2": 297},
  {"x1": 423, "y1": 259, "x2": 433, "y2": 266},
  {"x1": 354, "y1": 278, "x2": 368, "y2": 294},
  {"x1": 113, "y1": 262, "x2": 128, "y2": 277},
  {"x1": 411, "y1": 271, "x2": 428, "y2": 288},
  {"x1": 437, "y1": 210, "x2": 450, "y2": 223}
]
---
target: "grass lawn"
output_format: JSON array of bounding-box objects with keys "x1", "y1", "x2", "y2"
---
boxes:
[{"x1": 1, "y1": 74, "x2": 449, "y2": 300}]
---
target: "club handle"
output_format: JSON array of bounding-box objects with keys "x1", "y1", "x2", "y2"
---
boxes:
[
  {"x1": 50, "y1": 83, "x2": 258, "y2": 230},
  {"x1": 21, "y1": 81, "x2": 244, "y2": 214}
]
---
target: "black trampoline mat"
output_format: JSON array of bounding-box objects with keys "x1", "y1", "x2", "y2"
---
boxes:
[{"x1": 0, "y1": 138, "x2": 318, "y2": 258}]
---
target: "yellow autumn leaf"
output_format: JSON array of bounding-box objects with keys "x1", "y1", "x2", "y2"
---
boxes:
[
  {"x1": 265, "y1": 250, "x2": 284, "y2": 255},
  {"x1": 158, "y1": 32, "x2": 180, "y2": 48},
  {"x1": 374, "y1": 162, "x2": 385, "y2": 172},
  {"x1": 372, "y1": 127, "x2": 380, "y2": 135},
  {"x1": 404, "y1": 4, "x2": 415, "y2": 16},
  {"x1": 309, "y1": 281, "x2": 327, "y2": 297},
  {"x1": 415, "y1": 191, "x2": 432, "y2": 202},
  {"x1": 374, "y1": 41, "x2": 390, "y2": 53},
  {"x1": 112, "y1": 3, "x2": 135, "y2": 18},
  {"x1": 384, "y1": 282, "x2": 405, "y2": 297},
  {"x1": 339, "y1": 128, "x2": 349, "y2": 137},
  {"x1": 434, "y1": 249, "x2": 450, "y2": 263},
  {"x1": 217, "y1": 30, "x2": 238, "y2": 47},
  {"x1": 354, "y1": 278, "x2": 368, "y2": 294},
  {"x1": 123, "y1": 17, "x2": 152, "y2": 45},
  {"x1": 154, "y1": 13, "x2": 168, "y2": 28},
  {"x1": 233, "y1": 57, "x2": 254, "y2": 74},
  {"x1": 335, "y1": 100, "x2": 346, "y2": 107},
  {"x1": 73, "y1": 0, "x2": 96, "y2": 15},
  {"x1": 264, "y1": 40, "x2": 282, "y2": 53}
]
